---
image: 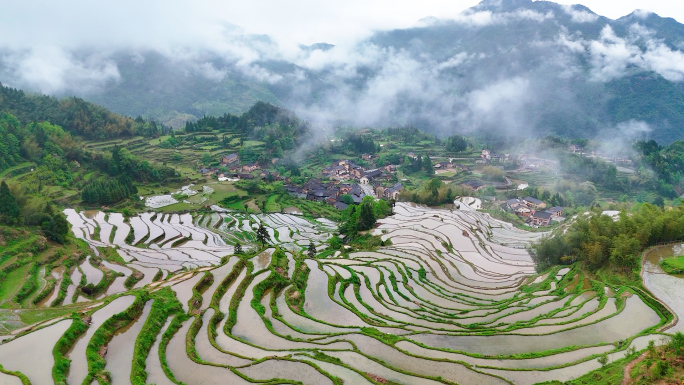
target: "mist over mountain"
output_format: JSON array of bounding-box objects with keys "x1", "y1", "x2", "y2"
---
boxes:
[{"x1": 2, "y1": 0, "x2": 684, "y2": 143}]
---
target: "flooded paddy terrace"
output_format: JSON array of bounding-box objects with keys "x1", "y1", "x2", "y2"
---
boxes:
[{"x1": 0, "y1": 203, "x2": 671, "y2": 384}]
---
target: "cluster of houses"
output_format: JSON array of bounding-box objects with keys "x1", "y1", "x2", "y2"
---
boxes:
[
  {"x1": 506, "y1": 197, "x2": 564, "y2": 227},
  {"x1": 321, "y1": 159, "x2": 397, "y2": 184},
  {"x1": 285, "y1": 178, "x2": 404, "y2": 210},
  {"x1": 476, "y1": 149, "x2": 509, "y2": 164},
  {"x1": 569, "y1": 145, "x2": 633, "y2": 165},
  {"x1": 199, "y1": 153, "x2": 280, "y2": 181}
]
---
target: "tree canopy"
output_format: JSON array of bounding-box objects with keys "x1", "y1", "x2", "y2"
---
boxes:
[{"x1": 531, "y1": 203, "x2": 684, "y2": 272}]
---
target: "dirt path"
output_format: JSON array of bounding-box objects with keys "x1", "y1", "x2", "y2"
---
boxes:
[{"x1": 621, "y1": 351, "x2": 649, "y2": 385}]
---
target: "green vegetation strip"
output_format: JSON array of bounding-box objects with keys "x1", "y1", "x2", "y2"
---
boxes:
[
  {"x1": 189, "y1": 272, "x2": 214, "y2": 312},
  {"x1": 84, "y1": 293, "x2": 147, "y2": 385},
  {"x1": 131, "y1": 288, "x2": 183, "y2": 385},
  {"x1": 52, "y1": 314, "x2": 89, "y2": 384},
  {"x1": 0, "y1": 364, "x2": 30, "y2": 385}
]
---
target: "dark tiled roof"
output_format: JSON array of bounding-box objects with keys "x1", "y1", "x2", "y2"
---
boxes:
[
  {"x1": 533, "y1": 211, "x2": 553, "y2": 220},
  {"x1": 524, "y1": 196, "x2": 543, "y2": 205}
]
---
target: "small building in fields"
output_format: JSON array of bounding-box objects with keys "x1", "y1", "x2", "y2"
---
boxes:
[{"x1": 221, "y1": 153, "x2": 239, "y2": 165}]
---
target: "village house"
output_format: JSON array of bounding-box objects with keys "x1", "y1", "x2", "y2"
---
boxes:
[
  {"x1": 507, "y1": 199, "x2": 532, "y2": 218},
  {"x1": 569, "y1": 145, "x2": 584, "y2": 154},
  {"x1": 338, "y1": 183, "x2": 353, "y2": 195},
  {"x1": 407, "y1": 152, "x2": 418, "y2": 160},
  {"x1": 480, "y1": 149, "x2": 491, "y2": 161},
  {"x1": 286, "y1": 185, "x2": 306, "y2": 199},
  {"x1": 220, "y1": 153, "x2": 239, "y2": 166},
  {"x1": 362, "y1": 153, "x2": 374, "y2": 161},
  {"x1": 302, "y1": 179, "x2": 323, "y2": 193},
  {"x1": 199, "y1": 167, "x2": 218, "y2": 176},
  {"x1": 364, "y1": 168, "x2": 383, "y2": 180},
  {"x1": 523, "y1": 196, "x2": 546, "y2": 210},
  {"x1": 334, "y1": 201, "x2": 349, "y2": 210},
  {"x1": 243, "y1": 163, "x2": 259, "y2": 172},
  {"x1": 348, "y1": 184, "x2": 367, "y2": 204},
  {"x1": 547, "y1": 206, "x2": 564, "y2": 217},
  {"x1": 307, "y1": 187, "x2": 338, "y2": 202},
  {"x1": 490, "y1": 153, "x2": 507, "y2": 163},
  {"x1": 435, "y1": 161, "x2": 454, "y2": 169},
  {"x1": 383, "y1": 183, "x2": 404, "y2": 200},
  {"x1": 609, "y1": 156, "x2": 632, "y2": 165},
  {"x1": 516, "y1": 206, "x2": 533, "y2": 218},
  {"x1": 530, "y1": 211, "x2": 553, "y2": 226},
  {"x1": 349, "y1": 166, "x2": 364, "y2": 179}
]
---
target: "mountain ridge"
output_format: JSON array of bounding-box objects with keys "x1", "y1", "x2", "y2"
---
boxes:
[{"x1": 1, "y1": 0, "x2": 683, "y2": 143}]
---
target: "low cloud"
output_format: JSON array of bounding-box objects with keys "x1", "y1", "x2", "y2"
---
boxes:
[
  {"x1": 554, "y1": 25, "x2": 684, "y2": 82},
  {"x1": 449, "y1": 9, "x2": 555, "y2": 27},
  {"x1": 595, "y1": 120, "x2": 652, "y2": 157},
  {"x1": 0, "y1": 46, "x2": 120, "y2": 94},
  {"x1": 561, "y1": 5, "x2": 599, "y2": 23}
]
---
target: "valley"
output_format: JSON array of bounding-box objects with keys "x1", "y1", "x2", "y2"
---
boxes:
[{"x1": 2, "y1": 1, "x2": 684, "y2": 383}]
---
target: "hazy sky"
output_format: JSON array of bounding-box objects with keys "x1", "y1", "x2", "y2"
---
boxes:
[{"x1": 0, "y1": 0, "x2": 682, "y2": 49}]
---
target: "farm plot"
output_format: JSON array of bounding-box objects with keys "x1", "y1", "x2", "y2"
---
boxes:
[{"x1": 0, "y1": 203, "x2": 670, "y2": 385}]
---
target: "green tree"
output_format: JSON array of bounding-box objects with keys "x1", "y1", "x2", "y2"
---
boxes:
[
  {"x1": 340, "y1": 194, "x2": 354, "y2": 205},
  {"x1": 609, "y1": 233, "x2": 641, "y2": 269},
  {"x1": 256, "y1": 222, "x2": 270, "y2": 247},
  {"x1": 597, "y1": 353, "x2": 608, "y2": 367},
  {"x1": 670, "y1": 332, "x2": 684, "y2": 356},
  {"x1": 423, "y1": 156, "x2": 434, "y2": 175},
  {"x1": 357, "y1": 197, "x2": 377, "y2": 231},
  {"x1": 445, "y1": 135, "x2": 468, "y2": 152},
  {"x1": 307, "y1": 242, "x2": 317, "y2": 259},
  {"x1": 234, "y1": 242, "x2": 243, "y2": 254},
  {"x1": 429, "y1": 178, "x2": 442, "y2": 198},
  {"x1": 0, "y1": 181, "x2": 20, "y2": 224},
  {"x1": 43, "y1": 212, "x2": 69, "y2": 244},
  {"x1": 201, "y1": 152, "x2": 213, "y2": 166}
]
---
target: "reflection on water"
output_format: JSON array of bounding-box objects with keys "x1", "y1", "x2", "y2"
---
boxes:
[
  {"x1": 644, "y1": 244, "x2": 684, "y2": 274},
  {"x1": 643, "y1": 243, "x2": 684, "y2": 332}
]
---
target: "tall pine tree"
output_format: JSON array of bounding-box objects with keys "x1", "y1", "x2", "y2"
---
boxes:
[
  {"x1": 307, "y1": 242, "x2": 317, "y2": 259},
  {"x1": 256, "y1": 222, "x2": 270, "y2": 247}
]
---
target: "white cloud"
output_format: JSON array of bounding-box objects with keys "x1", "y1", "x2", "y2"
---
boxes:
[
  {"x1": 460, "y1": 77, "x2": 532, "y2": 132},
  {"x1": 436, "y1": 52, "x2": 475, "y2": 71},
  {"x1": 0, "y1": 46, "x2": 120, "y2": 94},
  {"x1": 557, "y1": 25, "x2": 684, "y2": 82},
  {"x1": 193, "y1": 62, "x2": 227, "y2": 81},
  {"x1": 632, "y1": 9, "x2": 653, "y2": 19},
  {"x1": 587, "y1": 26, "x2": 643, "y2": 82},
  {"x1": 452, "y1": 9, "x2": 554, "y2": 27},
  {"x1": 561, "y1": 5, "x2": 599, "y2": 23},
  {"x1": 641, "y1": 41, "x2": 684, "y2": 81},
  {"x1": 628, "y1": 23, "x2": 654, "y2": 38}
]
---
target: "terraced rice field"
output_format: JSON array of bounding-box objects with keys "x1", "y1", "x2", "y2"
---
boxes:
[{"x1": 0, "y1": 203, "x2": 672, "y2": 384}]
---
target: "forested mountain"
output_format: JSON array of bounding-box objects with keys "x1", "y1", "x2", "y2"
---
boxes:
[
  {"x1": 2, "y1": 0, "x2": 684, "y2": 143},
  {"x1": 0, "y1": 83, "x2": 171, "y2": 140}
]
